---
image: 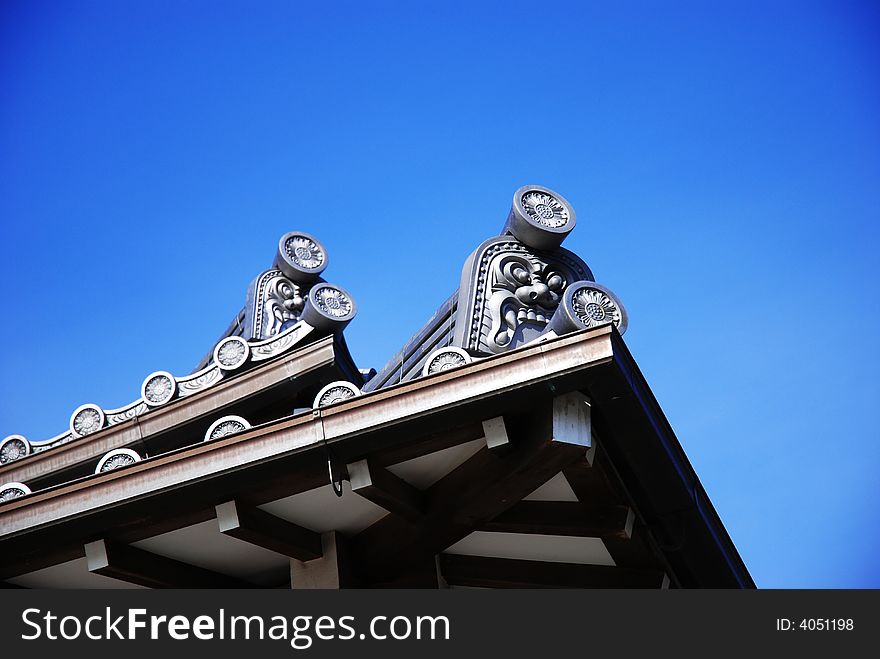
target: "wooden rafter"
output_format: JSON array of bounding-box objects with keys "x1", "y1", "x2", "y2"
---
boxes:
[
  {"x1": 216, "y1": 500, "x2": 322, "y2": 561},
  {"x1": 84, "y1": 539, "x2": 248, "y2": 588},
  {"x1": 290, "y1": 532, "x2": 357, "y2": 589},
  {"x1": 346, "y1": 458, "x2": 425, "y2": 521},
  {"x1": 353, "y1": 393, "x2": 592, "y2": 583},
  {"x1": 563, "y1": 438, "x2": 671, "y2": 574},
  {"x1": 439, "y1": 553, "x2": 667, "y2": 589},
  {"x1": 480, "y1": 501, "x2": 634, "y2": 539}
]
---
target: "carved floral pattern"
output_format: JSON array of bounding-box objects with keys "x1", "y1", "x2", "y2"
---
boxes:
[
  {"x1": 313, "y1": 286, "x2": 352, "y2": 318},
  {"x1": 72, "y1": 407, "x2": 103, "y2": 437},
  {"x1": 144, "y1": 375, "x2": 174, "y2": 405},
  {"x1": 427, "y1": 351, "x2": 467, "y2": 374},
  {"x1": 209, "y1": 419, "x2": 248, "y2": 439},
  {"x1": 216, "y1": 338, "x2": 248, "y2": 369},
  {"x1": 571, "y1": 286, "x2": 622, "y2": 329},
  {"x1": 318, "y1": 386, "x2": 357, "y2": 407},
  {"x1": 0, "y1": 437, "x2": 28, "y2": 464},
  {"x1": 521, "y1": 191, "x2": 569, "y2": 228},
  {"x1": 0, "y1": 486, "x2": 28, "y2": 502},
  {"x1": 99, "y1": 454, "x2": 137, "y2": 472},
  {"x1": 285, "y1": 235, "x2": 325, "y2": 270}
]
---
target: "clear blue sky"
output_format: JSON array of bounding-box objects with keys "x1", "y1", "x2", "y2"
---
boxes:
[{"x1": 1, "y1": 1, "x2": 878, "y2": 588}]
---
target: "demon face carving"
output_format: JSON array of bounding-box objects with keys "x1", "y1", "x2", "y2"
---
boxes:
[
  {"x1": 487, "y1": 254, "x2": 569, "y2": 351},
  {"x1": 262, "y1": 275, "x2": 305, "y2": 338},
  {"x1": 244, "y1": 270, "x2": 308, "y2": 340},
  {"x1": 453, "y1": 236, "x2": 594, "y2": 356}
]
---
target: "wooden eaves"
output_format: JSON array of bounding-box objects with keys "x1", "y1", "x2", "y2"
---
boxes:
[
  {"x1": 0, "y1": 325, "x2": 754, "y2": 588},
  {"x1": 0, "y1": 334, "x2": 358, "y2": 492}
]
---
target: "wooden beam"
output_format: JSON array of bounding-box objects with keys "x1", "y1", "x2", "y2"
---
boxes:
[
  {"x1": 480, "y1": 501, "x2": 634, "y2": 539},
  {"x1": 352, "y1": 395, "x2": 592, "y2": 583},
  {"x1": 366, "y1": 557, "x2": 441, "y2": 588},
  {"x1": 0, "y1": 545, "x2": 86, "y2": 582},
  {"x1": 563, "y1": 440, "x2": 669, "y2": 572},
  {"x1": 0, "y1": 331, "x2": 613, "y2": 582},
  {"x1": 562, "y1": 442, "x2": 624, "y2": 505},
  {"x1": 0, "y1": 460, "x2": 329, "y2": 581},
  {"x1": 438, "y1": 553, "x2": 666, "y2": 589},
  {"x1": 290, "y1": 532, "x2": 357, "y2": 589},
  {"x1": 216, "y1": 500, "x2": 322, "y2": 561},
  {"x1": 552, "y1": 392, "x2": 592, "y2": 449},
  {"x1": 604, "y1": 524, "x2": 669, "y2": 571},
  {"x1": 84, "y1": 539, "x2": 248, "y2": 588},
  {"x1": 346, "y1": 459, "x2": 425, "y2": 522},
  {"x1": 0, "y1": 335, "x2": 339, "y2": 489}
]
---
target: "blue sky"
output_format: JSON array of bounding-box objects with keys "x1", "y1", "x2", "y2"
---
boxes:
[{"x1": 1, "y1": 1, "x2": 878, "y2": 587}]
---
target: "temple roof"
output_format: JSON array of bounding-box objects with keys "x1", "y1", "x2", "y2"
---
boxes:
[
  {"x1": 2, "y1": 230, "x2": 364, "y2": 493},
  {"x1": 0, "y1": 185, "x2": 752, "y2": 589},
  {"x1": 1, "y1": 184, "x2": 628, "y2": 490}
]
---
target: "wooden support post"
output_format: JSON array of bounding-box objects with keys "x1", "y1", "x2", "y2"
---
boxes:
[
  {"x1": 290, "y1": 532, "x2": 357, "y2": 589},
  {"x1": 552, "y1": 391, "x2": 591, "y2": 451},
  {"x1": 84, "y1": 539, "x2": 248, "y2": 588},
  {"x1": 352, "y1": 394, "x2": 593, "y2": 583},
  {"x1": 216, "y1": 500, "x2": 322, "y2": 561},
  {"x1": 346, "y1": 458, "x2": 425, "y2": 521}
]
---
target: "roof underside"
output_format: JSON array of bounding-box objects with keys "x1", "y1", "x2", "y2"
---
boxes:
[
  {"x1": 0, "y1": 326, "x2": 753, "y2": 589},
  {"x1": 0, "y1": 187, "x2": 752, "y2": 589}
]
